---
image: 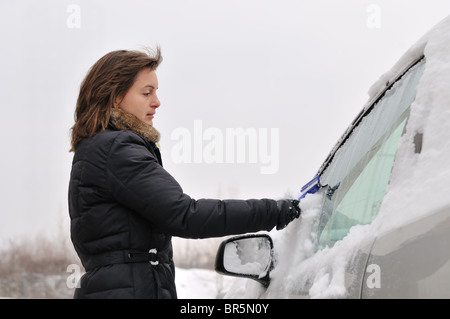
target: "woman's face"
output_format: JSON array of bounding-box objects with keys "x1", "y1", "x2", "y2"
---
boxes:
[{"x1": 117, "y1": 68, "x2": 160, "y2": 126}]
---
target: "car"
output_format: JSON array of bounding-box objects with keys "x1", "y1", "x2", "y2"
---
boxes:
[{"x1": 214, "y1": 15, "x2": 450, "y2": 299}]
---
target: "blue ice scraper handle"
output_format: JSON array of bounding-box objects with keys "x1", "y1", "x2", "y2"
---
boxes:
[{"x1": 298, "y1": 175, "x2": 322, "y2": 202}]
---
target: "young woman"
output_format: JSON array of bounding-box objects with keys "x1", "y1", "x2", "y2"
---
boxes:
[{"x1": 68, "y1": 48, "x2": 300, "y2": 299}]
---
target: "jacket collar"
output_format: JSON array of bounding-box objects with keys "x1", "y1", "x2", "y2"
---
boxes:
[{"x1": 109, "y1": 108, "x2": 160, "y2": 143}]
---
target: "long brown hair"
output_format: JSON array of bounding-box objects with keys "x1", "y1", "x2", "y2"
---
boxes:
[{"x1": 70, "y1": 48, "x2": 162, "y2": 152}]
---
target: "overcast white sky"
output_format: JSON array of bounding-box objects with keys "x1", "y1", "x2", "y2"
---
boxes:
[{"x1": 1, "y1": 0, "x2": 449, "y2": 242}]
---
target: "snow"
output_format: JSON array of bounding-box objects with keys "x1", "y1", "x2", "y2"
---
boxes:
[
  {"x1": 219, "y1": 15, "x2": 450, "y2": 299},
  {"x1": 175, "y1": 267, "x2": 235, "y2": 299}
]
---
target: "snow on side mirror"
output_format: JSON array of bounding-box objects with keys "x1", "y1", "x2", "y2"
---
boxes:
[{"x1": 215, "y1": 234, "x2": 274, "y2": 287}]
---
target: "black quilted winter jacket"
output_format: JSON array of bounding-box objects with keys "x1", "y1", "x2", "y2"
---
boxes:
[{"x1": 68, "y1": 109, "x2": 280, "y2": 299}]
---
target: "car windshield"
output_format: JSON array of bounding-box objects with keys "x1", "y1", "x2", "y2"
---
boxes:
[{"x1": 316, "y1": 58, "x2": 426, "y2": 249}]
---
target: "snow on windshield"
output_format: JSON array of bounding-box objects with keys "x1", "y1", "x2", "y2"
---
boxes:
[{"x1": 223, "y1": 14, "x2": 450, "y2": 299}]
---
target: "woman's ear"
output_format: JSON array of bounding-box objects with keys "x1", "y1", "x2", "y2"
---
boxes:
[{"x1": 113, "y1": 96, "x2": 122, "y2": 108}]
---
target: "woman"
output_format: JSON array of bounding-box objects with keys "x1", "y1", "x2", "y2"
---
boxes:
[{"x1": 68, "y1": 48, "x2": 300, "y2": 299}]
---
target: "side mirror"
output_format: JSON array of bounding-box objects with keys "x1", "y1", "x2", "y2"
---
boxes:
[{"x1": 215, "y1": 233, "x2": 274, "y2": 287}]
